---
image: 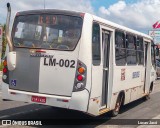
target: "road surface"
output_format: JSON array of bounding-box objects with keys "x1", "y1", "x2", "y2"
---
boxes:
[{"x1": 0, "y1": 74, "x2": 160, "y2": 128}]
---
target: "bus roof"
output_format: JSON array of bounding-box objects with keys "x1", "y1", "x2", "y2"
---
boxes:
[
  {"x1": 17, "y1": 9, "x2": 83, "y2": 18},
  {"x1": 91, "y1": 15, "x2": 152, "y2": 40},
  {"x1": 16, "y1": 9, "x2": 152, "y2": 41}
]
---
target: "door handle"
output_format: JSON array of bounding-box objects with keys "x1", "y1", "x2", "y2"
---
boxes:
[{"x1": 103, "y1": 68, "x2": 108, "y2": 71}]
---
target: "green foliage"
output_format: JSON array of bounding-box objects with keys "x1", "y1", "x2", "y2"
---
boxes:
[
  {"x1": 0, "y1": 62, "x2": 3, "y2": 71},
  {"x1": 1, "y1": 24, "x2": 7, "y2": 59},
  {"x1": 0, "y1": 24, "x2": 7, "y2": 70}
]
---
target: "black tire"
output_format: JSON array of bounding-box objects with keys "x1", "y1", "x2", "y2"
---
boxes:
[
  {"x1": 110, "y1": 95, "x2": 123, "y2": 117},
  {"x1": 143, "y1": 84, "x2": 153, "y2": 101},
  {"x1": 156, "y1": 73, "x2": 158, "y2": 80}
]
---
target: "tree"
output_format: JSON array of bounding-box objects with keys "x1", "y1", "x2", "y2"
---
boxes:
[{"x1": 1, "y1": 24, "x2": 7, "y2": 59}]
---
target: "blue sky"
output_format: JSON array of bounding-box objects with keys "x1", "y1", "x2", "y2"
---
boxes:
[
  {"x1": 92, "y1": 0, "x2": 138, "y2": 12},
  {"x1": 0, "y1": 0, "x2": 160, "y2": 42},
  {"x1": 92, "y1": 0, "x2": 118, "y2": 9}
]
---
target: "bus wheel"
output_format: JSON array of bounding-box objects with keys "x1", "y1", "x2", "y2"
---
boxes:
[
  {"x1": 110, "y1": 95, "x2": 123, "y2": 117},
  {"x1": 144, "y1": 94, "x2": 150, "y2": 100},
  {"x1": 143, "y1": 84, "x2": 153, "y2": 100}
]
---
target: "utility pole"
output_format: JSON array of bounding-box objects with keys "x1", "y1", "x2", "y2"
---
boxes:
[
  {"x1": 0, "y1": 25, "x2": 2, "y2": 62},
  {"x1": 44, "y1": 0, "x2": 46, "y2": 9}
]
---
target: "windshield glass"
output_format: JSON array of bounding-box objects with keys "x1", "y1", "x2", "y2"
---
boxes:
[{"x1": 12, "y1": 14, "x2": 83, "y2": 50}]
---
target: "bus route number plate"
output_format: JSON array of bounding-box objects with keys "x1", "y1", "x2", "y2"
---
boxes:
[{"x1": 31, "y1": 96, "x2": 46, "y2": 103}]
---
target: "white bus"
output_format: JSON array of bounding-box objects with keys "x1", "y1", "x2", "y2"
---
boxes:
[{"x1": 2, "y1": 4, "x2": 156, "y2": 116}]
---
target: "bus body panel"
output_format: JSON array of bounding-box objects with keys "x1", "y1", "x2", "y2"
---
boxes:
[
  {"x1": 69, "y1": 90, "x2": 89, "y2": 112},
  {"x1": 38, "y1": 50, "x2": 78, "y2": 96},
  {"x1": 9, "y1": 48, "x2": 40, "y2": 92},
  {"x1": 77, "y1": 13, "x2": 92, "y2": 93},
  {"x1": 8, "y1": 47, "x2": 80, "y2": 96}
]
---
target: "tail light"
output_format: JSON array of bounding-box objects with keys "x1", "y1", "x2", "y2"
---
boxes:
[
  {"x1": 73, "y1": 60, "x2": 87, "y2": 92},
  {"x1": 3, "y1": 68, "x2": 8, "y2": 73},
  {"x1": 2, "y1": 57, "x2": 9, "y2": 84},
  {"x1": 77, "y1": 75, "x2": 84, "y2": 81}
]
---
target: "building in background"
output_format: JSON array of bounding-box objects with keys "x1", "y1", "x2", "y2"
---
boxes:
[{"x1": 149, "y1": 21, "x2": 160, "y2": 44}]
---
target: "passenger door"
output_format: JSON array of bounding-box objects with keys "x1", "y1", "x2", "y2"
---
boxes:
[
  {"x1": 101, "y1": 30, "x2": 110, "y2": 107},
  {"x1": 144, "y1": 41, "x2": 151, "y2": 93}
]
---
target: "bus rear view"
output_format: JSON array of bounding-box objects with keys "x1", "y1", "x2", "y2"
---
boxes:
[
  {"x1": 3, "y1": 3, "x2": 155, "y2": 117},
  {"x1": 10, "y1": 12, "x2": 83, "y2": 96},
  {"x1": 2, "y1": 7, "x2": 92, "y2": 115}
]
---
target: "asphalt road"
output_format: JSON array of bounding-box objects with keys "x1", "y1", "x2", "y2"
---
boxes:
[{"x1": 0, "y1": 75, "x2": 160, "y2": 128}]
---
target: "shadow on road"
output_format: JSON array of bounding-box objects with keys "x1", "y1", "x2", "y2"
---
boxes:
[
  {"x1": 119, "y1": 97, "x2": 146, "y2": 114},
  {"x1": 0, "y1": 103, "x2": 46, "y2": 119},
  {"x1": 0, "y1": 97, "x2": 148, "y2": 127}
]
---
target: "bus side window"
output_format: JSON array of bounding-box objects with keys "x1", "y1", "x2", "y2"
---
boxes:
[
  {"x1": 151, "y1": 42, "x2": 156, "y2": 69},
  {"x1": 115, "y1": 31, "x2": 126, "y2": 66},
  {"x1": 126, "y1": 34, "x2": 137, "y2": 65},
  {"x1": 92, "y1": 23, "x2": 101, "y2": 65},
  {"x1": 137, "y1": 37, "x2": 144, "y2": 65}
]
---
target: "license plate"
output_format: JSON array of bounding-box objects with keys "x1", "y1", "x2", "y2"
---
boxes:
[{"x1": 31, "y1": 96, "x2": 46, "y2": 103}]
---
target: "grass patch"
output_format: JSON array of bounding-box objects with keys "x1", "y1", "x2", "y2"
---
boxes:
[{"x1": 0, "y1": 62, "x2": 3, "y2": 71}]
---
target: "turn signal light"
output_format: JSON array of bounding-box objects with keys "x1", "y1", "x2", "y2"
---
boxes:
[
  {"x1": 3, "y1": 60, "x2": 7, "y2": 66},
  {"x1": 3, "y1": 68, "x2": 8, "y2": 73},
  {"x1": 78, "y1": 67, "x2": 85, "y2": 74},
  {"x1": 77, "y1": 75, "x2": 83, "y2": 81}
]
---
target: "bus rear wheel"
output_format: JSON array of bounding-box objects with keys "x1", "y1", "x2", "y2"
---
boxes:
[
  {"x1": 110, "y1": 95, "x2": 123, "y2": 117},
  {"x1": 143, "y1": 83, "x2": 153, "y2": 100},
  {"x1": 144, "y1": 94, "x2": 150, "y2": 100}
]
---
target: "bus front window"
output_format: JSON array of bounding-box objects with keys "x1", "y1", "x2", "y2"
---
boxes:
[{"x1": 12, "y1": 14, "x2": 83, "y2": 50}]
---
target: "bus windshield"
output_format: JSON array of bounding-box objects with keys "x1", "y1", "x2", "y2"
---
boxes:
[{"x1": 12, "y1": 14, "x2": 83, "y2": 50}]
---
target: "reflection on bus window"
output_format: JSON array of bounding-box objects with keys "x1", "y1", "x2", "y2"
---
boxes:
[
  {"x1": 92, "y1": 23, "x2": 101, "y2": 66},
  {"x1": 137, "y1": 37, "x2": 144, "y2": 65},
  {"x1": 126, "y1": 34, "x2": 137, "y2": 65},
  {"x1": 115, "y1": 31, "x2": 126, "y2": 66},
  {"x1": 13, "y1": 14, "x2": 83, "y2": 50}
]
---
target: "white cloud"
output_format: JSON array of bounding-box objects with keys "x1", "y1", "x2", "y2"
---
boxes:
[
  {"x1": 0, "y1": 0, "x2": 94, "y2": 24},
  {"x1": 108, "y1": 1, "x2": 126, "y2": 16},
  {"x1": 98, "y1": 0, "x2": 160, "y2": 32},
  {"x1": 1, "y1": 0, "x2": 160, "y2": 35},
  {"x1": 99, "y1": 6, "x2": 110, "y2": 15}
]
